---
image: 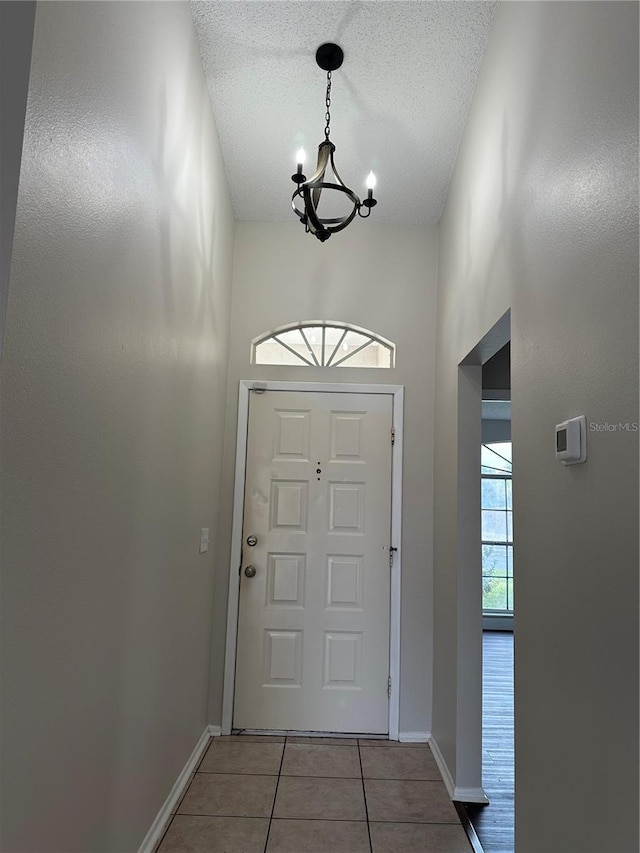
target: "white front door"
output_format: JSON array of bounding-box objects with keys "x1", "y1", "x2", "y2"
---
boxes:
[{"x1": 233, "y1": 389, "x2": 393, "y2": 734}]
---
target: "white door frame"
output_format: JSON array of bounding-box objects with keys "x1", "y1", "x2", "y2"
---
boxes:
[
  {"x1": 221, "y1": 380, "x2": 404, "y2": 738},
  {"x1": 453, "y1": 309, "x2": 509, "y2": 803}
]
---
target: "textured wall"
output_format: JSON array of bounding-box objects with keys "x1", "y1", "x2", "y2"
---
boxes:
[
  {"x1": 209, "y1": 221, "x2": 437, "y2": 738},
  {"x1": 0, "y1": 2, "x2": 235, "y2": 850},
  {"x1": 434, "y1": 2, "x2": 638, "y2": 850}
]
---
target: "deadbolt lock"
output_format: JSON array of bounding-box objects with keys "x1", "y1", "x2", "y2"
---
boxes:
[{"x1": 246, "y1": 535, "x2": 258, "y2": 547}]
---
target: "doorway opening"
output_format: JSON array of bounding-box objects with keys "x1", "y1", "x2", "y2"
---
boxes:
[{"x1": 461, "y1": 333, "x2": 514, "y2": 849}]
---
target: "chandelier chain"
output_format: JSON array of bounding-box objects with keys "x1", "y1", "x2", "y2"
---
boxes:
[{"x1": 324, "y1": 71, "x2": 332, "y2": 139}]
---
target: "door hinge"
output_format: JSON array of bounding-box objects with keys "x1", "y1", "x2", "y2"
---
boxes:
[
  {"x1": 387, "y1": 676, "x2": 392, "y2": 698},
  {"x1": 389, "y1": 546, "x2": 398, "y2": 569},
  {"x1": 391, "y1": 427, "x2": 395, "y2": 445}
]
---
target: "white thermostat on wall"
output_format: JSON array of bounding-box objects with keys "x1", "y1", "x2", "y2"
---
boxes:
[{"x1": 555, "y1": 415, "x2": 587, "y2": 465}]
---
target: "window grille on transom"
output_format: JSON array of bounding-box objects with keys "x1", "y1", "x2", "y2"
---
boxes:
[{"x1": 252, "y1": 322, "x2": 395, "y2": 368}]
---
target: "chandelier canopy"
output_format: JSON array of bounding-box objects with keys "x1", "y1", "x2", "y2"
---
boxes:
[{"x1": 291, "y1": 43, "x2": 377, "y2": 242}]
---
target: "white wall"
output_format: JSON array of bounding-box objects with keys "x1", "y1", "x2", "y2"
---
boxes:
[
  {"x1": 0, "y1": 3, "x2": 235, "y2": 851},
  {"x1": 208, "y1": 221, "x2": 437, "y2": 738},
  {"x1": 434, "y1": 3, "x2": 638, "y2": 851}
]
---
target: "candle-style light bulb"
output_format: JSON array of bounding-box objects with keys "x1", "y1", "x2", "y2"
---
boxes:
[
  {"x1": 292, "y1": 147, "x2": 307, "y2": 185},
  {"x1": 362, "y1": 171, "x2": 377, "y2": 210}
]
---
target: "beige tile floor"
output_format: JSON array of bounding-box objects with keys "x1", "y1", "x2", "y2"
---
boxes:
[{"x1": 156, "y1": 735, "x2": 474, "y2": 853}]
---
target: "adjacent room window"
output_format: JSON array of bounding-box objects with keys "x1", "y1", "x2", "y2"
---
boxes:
[
  {"x1": 481, "y1": 442, "x2": 513, "y2": 614},
  {"x1": 252, "y1": 322, "x2": 395, "y2": 368}
]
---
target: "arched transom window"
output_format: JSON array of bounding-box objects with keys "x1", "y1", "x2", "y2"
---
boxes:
[{"x1": 252, "y1": 322, "x2": 395, "y2": 369}]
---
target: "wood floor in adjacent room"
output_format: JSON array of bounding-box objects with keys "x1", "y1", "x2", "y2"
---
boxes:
[{"x1": 465, "y1": 631, "x2": 514, "y2": 853}]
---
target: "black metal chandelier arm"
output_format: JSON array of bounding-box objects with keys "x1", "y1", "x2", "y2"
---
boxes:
[
  {"x1": 292, "y1": 181, "x2": 359, "y2": 208},
  {"x1": 291, "y1": 181, "x2": 361, "y2": 234},
  {"x1": 290, "y1": 193, "x2": 307, "y2": 224},
  {"x1": 306, "y1": 185, "x2": 360, "y2": 233},
  {"x1": 307, "y1": 185, "x2": 360, "y2": 222},
  {"x1": 327, "y1": 148, "x2": 357, "y2": 200},
  {"x1": 309, "y1": 140, "x2": 333, "y2": 210},
  {"x1": 301, "y1": 184, "x2": 327, "y2": 237},
  {"x1": 290, "y1": 179, "x2": 327, "y2": 237}
]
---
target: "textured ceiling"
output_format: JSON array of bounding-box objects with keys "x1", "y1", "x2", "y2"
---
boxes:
[{"x1": 191, "y1": 1, "x2": 496, "y2": 225}]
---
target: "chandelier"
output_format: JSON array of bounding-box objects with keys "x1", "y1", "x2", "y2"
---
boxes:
[{"x1": 291, "y1": 43, "x2": 377, "y2": 242}]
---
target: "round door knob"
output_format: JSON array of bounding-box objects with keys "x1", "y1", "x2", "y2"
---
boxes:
[{"x1": 244, "y1": 565, "x2": 257, "y2": 578}]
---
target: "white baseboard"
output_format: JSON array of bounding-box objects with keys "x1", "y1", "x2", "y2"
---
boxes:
[
  {"x1": 208, "y1": 725, "x2": 222, "y2": 737},
  {"x1": 398, "y1": 730, "x2": 431, "y2": 743},
  {"x1": 453, "y1": 785, "x2": 490, "y2": 804},
  {"x1": 428, "y1": 736, "x2": 489, "y2": 804},
  {"x1": 138, "y1": 726, "x2": 213, "y2": 853},
  {"x1": 427, "y1": 734, "x2": 456, "y2": 798}
]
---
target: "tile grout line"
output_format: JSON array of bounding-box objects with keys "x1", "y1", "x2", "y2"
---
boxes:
[
  {"x1": 262, "y1": 736, "x2": 287, "y2": 853},
  {"x1": 175, "y1": 811, "x2": 468, "y2": 825},
  {"x1": 357, "y1": 740, "x2": 374, "y2": 853}
]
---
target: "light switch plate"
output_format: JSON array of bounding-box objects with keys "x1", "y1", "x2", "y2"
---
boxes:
[{"x1": 199, "y1": 528, "x2": 210, "y2": 554}]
